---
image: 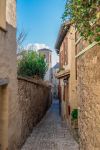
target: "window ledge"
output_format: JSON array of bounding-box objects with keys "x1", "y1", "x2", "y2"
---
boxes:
[
  {"x1": 0, "y1": 26, "x2": 7, "y2": 33},
  {"x1": 0, "y1": 78, "x2": 9, "y2": 86}
]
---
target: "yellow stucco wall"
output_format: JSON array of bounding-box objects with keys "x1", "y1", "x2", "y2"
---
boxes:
[
  {"x1": 67, "y1": 26, "x2": 77, "y2": 110},
  {"x1": 0, "y1": 0, "x2": 6, "y2": 30},
  {"x1": 59, "y1": 25, "x2": 77, "y2": 125},
  {"x1": 0, "y1": 0, "x2": 20, "y2": 149}
]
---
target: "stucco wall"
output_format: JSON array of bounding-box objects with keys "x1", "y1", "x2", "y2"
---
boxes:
[
  {"x1": 52, "y1": 68, "x2": 59, "y2": 98},
  {"x1": 0, "y1": 0, "x2": 18, "y2": 149},
  {"x1": 59, "y1": 26, "x2": 77, "y2": 120},
  {"x1": 0, "y1": 0, "x2": 6, "y2": 29},
  {"x1": 17, "y1": 77, "x2": 52, "y2": 149},
  {"x1": 77, "y1": 44, "x2": 100, "y2": 150},
  {"x1": 67, "y1": 26, "x2": 77, "y2": 110}
]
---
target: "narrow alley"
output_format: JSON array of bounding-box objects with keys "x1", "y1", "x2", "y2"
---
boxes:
[{"x1": 21, "y1": 100, "x2": 79, "y2": 150}]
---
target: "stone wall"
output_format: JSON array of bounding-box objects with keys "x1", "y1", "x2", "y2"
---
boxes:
[
  {"x1": 77, "y1": 44, "x2": 100, "y2": 150},
  {"x1": 17, "y1": 77, "x2": 52, "y2": 149}
]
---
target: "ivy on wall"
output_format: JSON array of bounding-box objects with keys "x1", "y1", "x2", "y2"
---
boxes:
[{"x1": 63, "y1": 0, "x2": 100, "y2": 42}]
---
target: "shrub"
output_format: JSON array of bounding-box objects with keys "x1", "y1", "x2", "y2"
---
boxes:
[
  {"x1": 71, "y1": 109, "x2": 78, "y2": 120},
  {"x1": 17, "y1": 51, "x2": 48, "y2": 79}
]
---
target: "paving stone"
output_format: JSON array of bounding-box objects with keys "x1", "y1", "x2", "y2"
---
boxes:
[{"x1": 21, "y1": 100, "x2": 79, "y2": 150}]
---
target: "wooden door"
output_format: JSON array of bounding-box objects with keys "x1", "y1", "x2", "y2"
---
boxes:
[
  {"x1": 65, "y1": 79, "x2": 69, "y2": 119},
  {"x1": 0, "y1": 85, "x2": 8, "y2": 150}
]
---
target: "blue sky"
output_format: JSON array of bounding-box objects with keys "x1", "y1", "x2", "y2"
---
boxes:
[{"x1": 17, "y1": 0, "x2": 65, "y2": 65}]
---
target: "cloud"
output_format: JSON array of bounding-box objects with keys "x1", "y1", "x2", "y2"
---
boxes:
[
  {"x1": 24, "y1": 43, "x2": 59, "y2": 66},
  {"x1": 25, "y1": 43, "x2": 49, "y2": 51}
]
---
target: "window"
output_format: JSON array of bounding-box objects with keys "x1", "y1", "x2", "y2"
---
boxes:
[
  {"x1": 64, "y1": 38, "x2": 68, "y2": 65},
  {"x1": 50, "y1": 54, "x2": 51, "y2": 63},
  {"x1": 0, "y1": 0, "x2": 6, "y2": 30}
]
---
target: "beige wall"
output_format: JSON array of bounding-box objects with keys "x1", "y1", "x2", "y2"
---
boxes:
[
  {"x1": 67, "y1": 26, "x2": 77, "y2": 110},
  {"x1": 0, "y1": 0, "x2": 19, "y2": 149},
  {"x1": 77, "y1": 44, "x2": 100, "y2": 150},
  {"x1": 0, "y1": 0, "x2": 6, "y2": 29},
  {"x1": 59, "y1": 25, "x2": 77, "y2": 123}
]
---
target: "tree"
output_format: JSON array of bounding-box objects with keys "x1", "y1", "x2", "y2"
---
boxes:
[
  {"x1": 17, "y1": 29, "x2": 28, "y2": 53},
  {"x1": 63, "y1": 0, "x2": 100, "y2": 42},
  {"x1": 17, "y1": 51, "x2": 48, "y2": 79}
]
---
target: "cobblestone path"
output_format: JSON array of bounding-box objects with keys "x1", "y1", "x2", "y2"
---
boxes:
[{"x1": 21, "y1": 100, "x2": 79, "y2": 150}]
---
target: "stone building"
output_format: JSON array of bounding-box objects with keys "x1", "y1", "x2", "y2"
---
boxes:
[
  {"x1": 0, "y1": 0, "x2": 20, "y2": 149},
  {"x1": 75, "y1": 31, "x2": 100, "y2": 149},
  {"x1": 55, "y1": 22, "x2": 77, "y2": 127},
  {"x1": 51, "y1": 63, "x2": 59, "y2": 98},
  {"x1": 38, "y1": 48, "x2": 52, "y2": 81}
]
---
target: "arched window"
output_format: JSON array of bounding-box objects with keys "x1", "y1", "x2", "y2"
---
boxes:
[{"x1": 0, "y1": 0, "x2": 6, "y2": 30}]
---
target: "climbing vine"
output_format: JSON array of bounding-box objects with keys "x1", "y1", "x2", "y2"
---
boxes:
[{"x1": 63, "y1": 0, "x2": 100, "y2": 42}]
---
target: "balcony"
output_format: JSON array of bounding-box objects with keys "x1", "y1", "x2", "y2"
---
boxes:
[{"x1": 55, "y1": 68, "x2": 70, "y2": 79}]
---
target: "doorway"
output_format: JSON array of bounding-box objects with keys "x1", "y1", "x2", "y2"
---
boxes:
[
  {"x1": 63, "y1": 77, "x2": 69, "y2": 119},
  {"x1": 0, "y1": 84, "x2": 8, "y2": 150}
]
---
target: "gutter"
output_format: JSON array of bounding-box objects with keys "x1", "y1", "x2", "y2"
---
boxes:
[
  {"x1": 55, "y1": 21, "x2": 71, "y2": 53},
  {"x1": 75, "y1": 41, "x2": 99, "y2": 58}
]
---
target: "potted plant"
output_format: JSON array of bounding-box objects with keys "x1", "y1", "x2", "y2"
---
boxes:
[{"x1": 71, "y1": 109, "x2": 78, "y2": 129}]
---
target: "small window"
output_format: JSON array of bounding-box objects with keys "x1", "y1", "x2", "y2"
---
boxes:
[
  {"x1": 0, "y1": 0, "x2": 6, "y2": 30},
  {"x1": 50, "y1": 54, "x2": 51, "y2": 63}
]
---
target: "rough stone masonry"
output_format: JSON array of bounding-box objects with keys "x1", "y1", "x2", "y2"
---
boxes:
[
  {"x1": 17, "y1": 77, "x2": 52, "y2": 149},
  {"x1": 77, "y1": 44, "x2": 100, "y2": 150}
]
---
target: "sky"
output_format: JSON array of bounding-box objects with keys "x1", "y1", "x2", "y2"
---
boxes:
[{"x1": 17, "y1": 0, "x2": 65, "y2": 66}]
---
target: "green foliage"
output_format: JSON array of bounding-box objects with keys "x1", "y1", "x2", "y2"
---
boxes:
[
  {"x1": 63, "y1": 0, "x2": 100, "y2": 42},
  {"x1": 71, "y1": 109, "x2": 78, "y2": 120},
  {"x1": 17, "y1": 51, "x2": 48, "y2": 79}
]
